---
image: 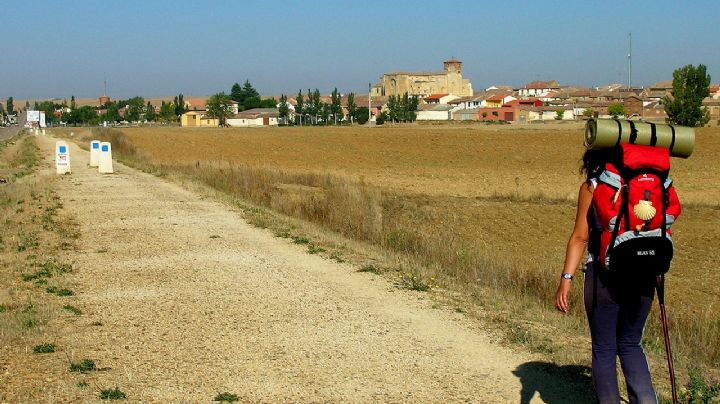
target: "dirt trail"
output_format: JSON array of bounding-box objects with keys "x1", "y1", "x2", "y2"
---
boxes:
[{"x1": 11, "y1": 135, "x2": 585, "y2": 402}]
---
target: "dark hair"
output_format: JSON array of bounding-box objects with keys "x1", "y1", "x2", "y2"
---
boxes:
[{"x1": 580, "y1": 147, "x2": 621, "y2": 180}]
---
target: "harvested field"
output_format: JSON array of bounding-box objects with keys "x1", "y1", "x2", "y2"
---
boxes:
[{"x1": 122, "y1": 124, "x2": 720, "y2": 205}]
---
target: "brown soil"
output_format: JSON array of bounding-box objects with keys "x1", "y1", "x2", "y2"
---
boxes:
[{"x1": 121, "y1": 125, "x2": 720, "y2": 205}]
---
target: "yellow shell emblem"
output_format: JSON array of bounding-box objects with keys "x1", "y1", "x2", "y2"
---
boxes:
[{"x1": 633, "y1": 200, "x2": 657, "y2": 221}]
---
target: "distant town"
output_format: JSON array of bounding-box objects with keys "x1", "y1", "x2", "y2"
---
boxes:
[{"x1": 2, "y1": 59, "x2": 719, "y2": 128}]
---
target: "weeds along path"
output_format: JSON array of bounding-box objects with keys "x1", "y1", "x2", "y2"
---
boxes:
[{"x1": 33, "y1": 135, "x2": 575, "y2": 403}]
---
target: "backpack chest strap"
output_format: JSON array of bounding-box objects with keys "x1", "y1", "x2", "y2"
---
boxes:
[{"x1": 598, "y1": 169, "x2": 673, "y2": 190}]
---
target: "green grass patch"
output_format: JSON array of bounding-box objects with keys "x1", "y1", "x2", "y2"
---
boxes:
[
  {"x1": 0, "y1": 304, "x2": 9, "y2": 313},
  {"x1": 33, "y1": 343, "x2": 56, "y2": 354},
  {"x1": 274, "y1": 230, "x2": 291, "y2": 238},
  {"x1": 46, "y1": 286, "x2": 74, "y2": 296},
  {"x1": 99, "y1": 387, "x2": 127, "y2": 400},
  {"x1": 69, "y1": 359, "x2": 96, "y2": 373},
  {"x1": 22, "y1": 318, "x2": 40, "y2": 329},
  {"x1": 213, "y1": 392, "x2": 239, "y2": 402},
  {"x1": 307, "y1": 244, "x2": 326, "y2": 254},
  {"x1": 396, "y1": 272, "x2": 436, "y2": 292},
  {"x1": 357, "y1": 264, "x2": 381, "y2": 274},
  {"x1": 22, "y1": 268, "x2": 52, "y2": 282},
  {"x1": 16, "y1": 232, "x2": 39, "y2": 252},
  {"x1": 329, "y1": 251, "x2": 345, "y2": 263},
  {"x1": 291, "y1": 235, "x2": 310, "y2": 245},
  {"x1": 77, "y1": 380, "x2": 88, "y2": 388},
  {"x1": 63, "y1": 305, "x2": 82, "y2": 315},
  {"x1": 679, "y1": 367, "x2": 720, "y2": 403}
]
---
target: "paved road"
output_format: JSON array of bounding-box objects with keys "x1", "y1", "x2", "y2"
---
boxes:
[
  {"x1": 0, "y1": 125, "x2": 22, "y2": 141},
  {"x1": 0, "y1": 112, "x2": 25, "y2": 141}
]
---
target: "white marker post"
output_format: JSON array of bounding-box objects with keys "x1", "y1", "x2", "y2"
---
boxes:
[
  {"x1": 98, "y1": 142, "x2": 113, "y2": 174},
  {"x1": 55, "y1": 141, "x2": 71, "y2": 175},
  {"x1": 90, "y1": 140, "x2": 101, "y2": 167}
]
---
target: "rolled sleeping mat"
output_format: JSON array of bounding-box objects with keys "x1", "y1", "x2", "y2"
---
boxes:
[{"x1": 584, "y1": 118, "x2": 695, "y2": 158}]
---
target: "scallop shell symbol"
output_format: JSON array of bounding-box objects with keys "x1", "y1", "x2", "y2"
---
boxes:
[{"x1": 633, "y1": 200, "x2": 656, "y2": 221}]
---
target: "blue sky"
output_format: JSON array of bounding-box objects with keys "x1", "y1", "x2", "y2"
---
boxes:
[{"x1": 1, "y1": 0, "x2": 718, "y2": 100}]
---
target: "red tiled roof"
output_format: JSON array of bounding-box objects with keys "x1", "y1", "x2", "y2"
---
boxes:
[
  {"x1": 425, "y1": 93, "x2": 449, "y2": 101},
  {"x1": 525, "y1": 80, "x2": 559, "y2": 89}
]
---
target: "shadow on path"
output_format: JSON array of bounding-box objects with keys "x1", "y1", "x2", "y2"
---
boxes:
[{"x1": 513, "y1": 361, "x2": 595, "y2": 403}]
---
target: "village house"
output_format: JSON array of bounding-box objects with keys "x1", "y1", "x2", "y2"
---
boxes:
[
  {"x1": 517, "y1": 80, "x2": 560, "y2": 97},
  {"x1": 423, "y1": 94, "x2": 460, "y2": 104},
  {"x1": 181, "y1": 111, "x2": 219, "y2": 127},
  {"x1": 226, "y1": 108, "x2": 280, "y2": 127},
  {"x1": 416, "y1": 104, "x2": 455, "y2": 121}
]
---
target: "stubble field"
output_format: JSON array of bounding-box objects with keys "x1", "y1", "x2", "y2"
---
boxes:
[{"x1": 58, "y1": 123, "x2": 720, "y2": 374}]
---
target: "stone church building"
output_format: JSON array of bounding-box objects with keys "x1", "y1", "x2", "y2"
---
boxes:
[{"x1": 371, "y1": 59, "x2": 474, "y2": 98}]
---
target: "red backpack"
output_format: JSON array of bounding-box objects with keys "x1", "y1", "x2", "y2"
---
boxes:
[{"x1": 592, "y1": 143, "x2": 682, "y2": 276}]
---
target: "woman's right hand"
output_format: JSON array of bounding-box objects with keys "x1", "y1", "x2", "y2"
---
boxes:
[{"x1": 555, "y1": 280, "x2": 572, "y2": 313}]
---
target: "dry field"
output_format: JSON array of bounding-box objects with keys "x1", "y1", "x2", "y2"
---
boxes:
[{"x1": 56, "y1": 124, "x2": 720, "y2": 375}]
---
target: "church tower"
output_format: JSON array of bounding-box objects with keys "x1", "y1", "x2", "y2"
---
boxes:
[{"x1": 444, "y1": 59, "x2": 462, "y2": 74}]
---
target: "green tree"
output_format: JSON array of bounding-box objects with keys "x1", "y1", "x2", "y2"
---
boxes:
[
  {"x1": 124, "y1": 96, "x2": 145, "y2": 122},
  {"x1": 608, "y1": 103, "x2": 625, "y2": 118},
  {"x1": 103, "y1": 103, "x2": 121, "y2": 123},
  {"x1": 664, "y1": 64, "x2": 711, "y2": 127},
  {"x1": 330, "y1": 88, "x2": 341, "y2": 124},
  {"x1": 206, "y1": 92, "x2": 233, "y2": 126},
  {"x1": 174, "y1": 93, "x2": 185, "y2": 116},
  {"x1": 312, "y1": 89, "x2": 323, "y2": 124},
  {"x1": 259, "y1": 97, "x2": 276, "y2": 108},
  {"x1": 555, "y1": 109, "x2": 565, "y2": 120},
  {"x1": 388, "y1": 93, "x2": 418, "y2": 122},
  {"x1": 230, "y1": 83, "x2": 242, "y2": 103},
  {"x1": 346, "y1": 92, "x2": 356, "y2": 124},
  {"x1": 239, "y1": 80, "x2": 260, "y2": 110},
  {"x1": 320, "y1": 102, "x2": 330, "y2": 125},
  {"x1": 278, "y1": 94, "x2": 290, "y2": 125},
  {"x1": 145, "y1": 102, "x2": 157, "y2": 122},
  {"x1": 583, "y1": 108, "x2": 594, "y2": 118},
  {"x1": 355, "y1": 106, "x2": 369, "y2": 125},
  {"x1": 6, "y1": 97, "x2": 13, "y2": 115},
  {"x1": 376, "y1": 111, "x2": 388, "y2": 125},
  {"x1": 387, "y1": 95, "x2": 399, "y2": 122},
  {"x1": 70, "y1": 95, "x2": 76, "y2": 110},
  {"x1": 160, "y1": 101, "x2": 176, "y2": 122},
  {"x1": 75, "y1": 105, "x2": 99, "y2": 125},
  {"x1": 36, "y1": 100, "x2": 58, "y2": 125},
  {"x1": 295, "y1": 90, "x2": 305, "y2": 125}
]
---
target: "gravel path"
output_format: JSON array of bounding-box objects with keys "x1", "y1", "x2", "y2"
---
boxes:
[{"x1": 14, "y1": 135, "x2": 583, "y2": 403}]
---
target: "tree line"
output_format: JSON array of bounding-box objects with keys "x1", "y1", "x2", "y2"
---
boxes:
[
  {"x1": 0, "y1": 94, "x2": 190, "y2": 126},
  {"x1": 1, "y1": 63, "x2": 711, "y2": 128}
]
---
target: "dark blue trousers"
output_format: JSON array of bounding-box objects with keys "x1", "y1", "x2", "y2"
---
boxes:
[{"x1": 584, "y1": 262, "x2": 658, "y2": 404}]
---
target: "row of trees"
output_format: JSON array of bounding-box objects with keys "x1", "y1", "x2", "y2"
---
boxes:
[{"x1": 18, "y1": 94, "x2": 190, "y2": 126}]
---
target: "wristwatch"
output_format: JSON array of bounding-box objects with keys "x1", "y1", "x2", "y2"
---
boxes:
[{"x1": 561, "y1": 273, "x2": 574, "y2": 280}]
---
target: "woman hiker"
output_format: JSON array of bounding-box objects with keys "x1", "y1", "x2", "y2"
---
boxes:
[{"x1": 555, "y1": 147, "x2": 658, "y2": 404}]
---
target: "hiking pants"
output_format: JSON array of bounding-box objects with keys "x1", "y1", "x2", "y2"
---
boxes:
[{"x1": 583, "y1": 262, "x2": 658, "y2": 404}]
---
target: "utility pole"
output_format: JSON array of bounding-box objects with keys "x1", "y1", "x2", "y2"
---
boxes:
[
  {"x1": 368, "y1": 82, "x2": 372, "y2": 126},
  {"x1": 628, "y1": 32, "x2": 632, "y2": 91}
]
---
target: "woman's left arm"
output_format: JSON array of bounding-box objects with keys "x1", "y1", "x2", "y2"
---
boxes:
[{"x1": 555, "y1": 182, "x2": 593, "y2": 313}]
